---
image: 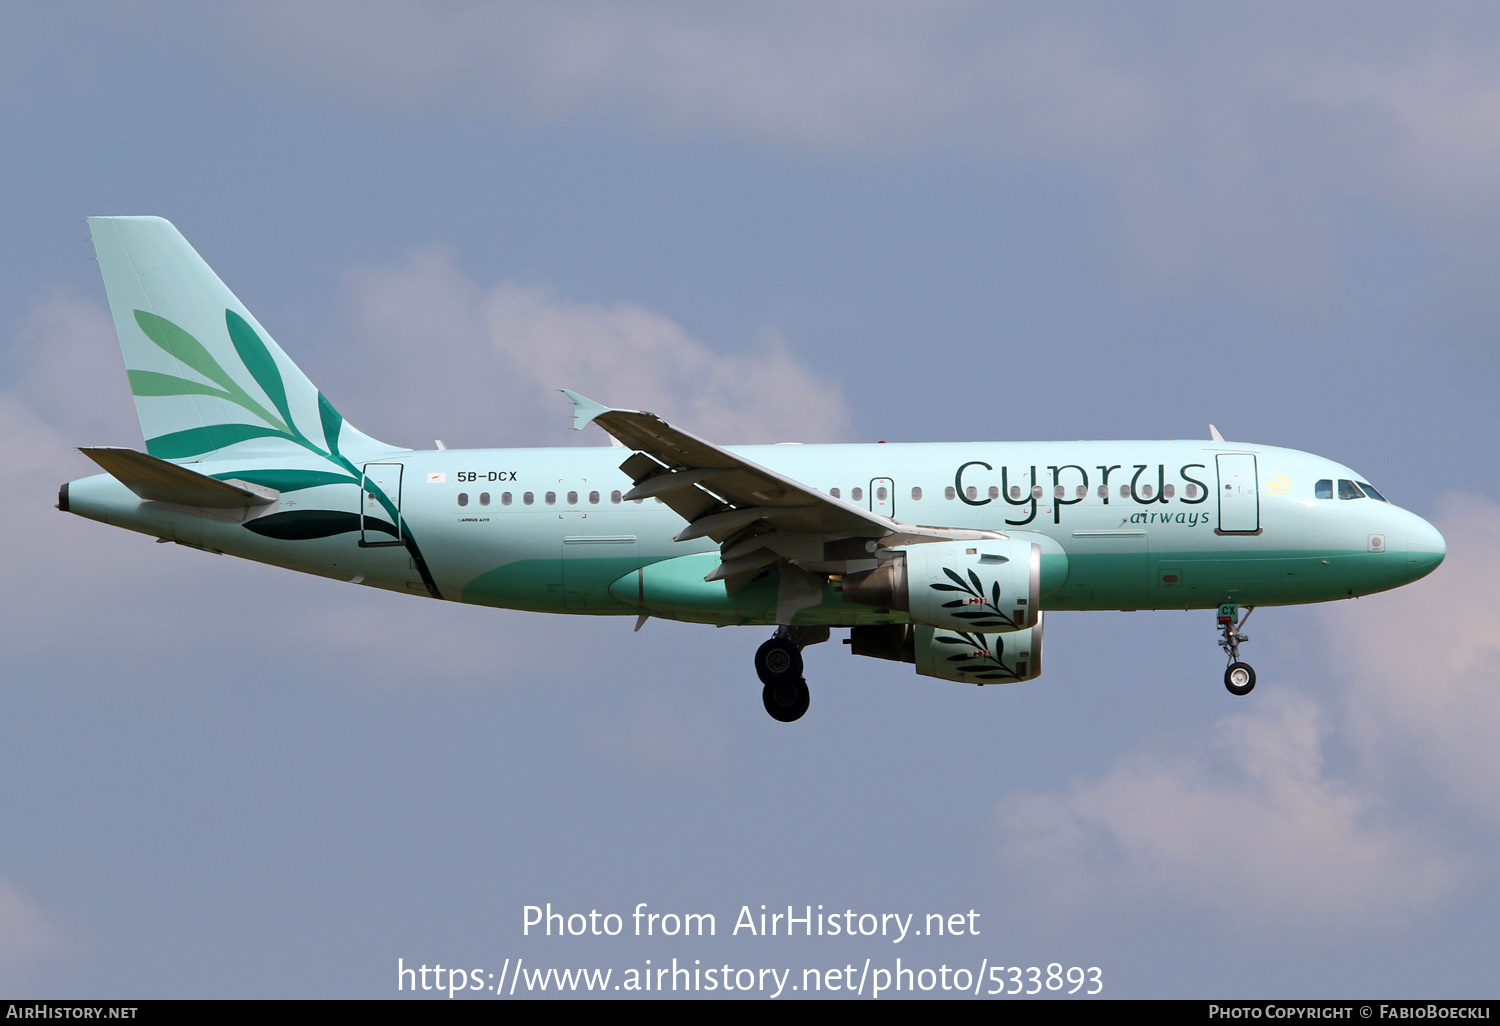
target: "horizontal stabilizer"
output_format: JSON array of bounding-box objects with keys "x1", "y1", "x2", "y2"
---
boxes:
[{"x1": 79, "y1": 447, "x2": 279, "y2": 509}]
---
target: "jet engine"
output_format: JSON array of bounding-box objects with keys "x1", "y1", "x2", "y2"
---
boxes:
[
  {"x1": 846, "y1": 618, "x2": 1044, "y2": 684},
  {"x1": 842, "y1": 538, "x2": 1042, "y2": 632}
]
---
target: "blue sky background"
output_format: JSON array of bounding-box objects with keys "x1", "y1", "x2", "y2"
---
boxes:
[{"x1": 1, "y1": 1, "x2": 1497, "y2": 998}]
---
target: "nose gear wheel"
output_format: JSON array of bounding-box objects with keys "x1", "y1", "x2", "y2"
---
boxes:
[
  {"x1": 1224, "y1": 661, "x2": 1256, "y2": 696},
  {"x1": 1216, "y1": 605, "x2": 1256, "y2": 696}
]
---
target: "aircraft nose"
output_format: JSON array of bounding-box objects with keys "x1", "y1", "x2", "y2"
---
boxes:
[{"x1": 1405, "y1": 515, "x2": 1446, "y2": 583}]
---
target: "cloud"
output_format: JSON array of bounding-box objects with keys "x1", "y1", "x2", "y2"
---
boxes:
[
  {"x1": 247, "y1": 2, "x2": 1150, "y2": 157},
  {"x1": 996, "y1": 496, "x2": 1500, "y2": 934},
  {"x1": 0, "y1": 295, "x2": 192, "y2": 657},
  {"x1": 997, "y1": 692, "x2": 1462, "y2": 933},
  {"x1": 1324, "y1": 494, "x2": 1500, "y2": 825},
  {"x1": 339, "y1": 246, "x2": 853, "y2": 448},
  {"x1": 244, "y1": 3, "x2": 1500, "y2": 291},
  {"x1": 1297, "y1": 46, "x2": 1500, "y2": 225},
  {"x1": 7, "y1": 294, "x2": 137, "y2": 444},
  {"x1": 0, "y1": 873, "x2": 65, "y2": 991}
]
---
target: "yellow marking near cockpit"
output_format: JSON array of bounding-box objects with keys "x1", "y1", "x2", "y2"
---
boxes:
[{"x1": 1264, "y1": 476, "x2": 1290, "y2": 497}]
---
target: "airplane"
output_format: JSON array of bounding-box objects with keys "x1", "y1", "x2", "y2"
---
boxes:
[{"x1": 59, "y1": 217, "x2": 1447, "y2": 722}]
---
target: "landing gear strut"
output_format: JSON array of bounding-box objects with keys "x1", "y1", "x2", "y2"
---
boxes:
[
  {"x1": 755, "y1": 626, "x2": 826, "y2": 722},
  {"x1": 1217, "y1": 604, "x2": 1256, "y2": 696}
]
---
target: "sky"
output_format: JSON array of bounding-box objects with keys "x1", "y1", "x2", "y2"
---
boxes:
[{"x1": 2, "y1": 1, "x2": 1498, "y2": 999}]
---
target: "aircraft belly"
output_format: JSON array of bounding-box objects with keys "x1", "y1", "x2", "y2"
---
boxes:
[
  {"x1": 443, "y1": 509, "x2": 685, "y2": 612},
  {"x1": 605, "y1": 552, "x2": 909, "y2": 628},
  {"x1": 1047, "y1": 548, "x2": 1413, "y2": 609}
]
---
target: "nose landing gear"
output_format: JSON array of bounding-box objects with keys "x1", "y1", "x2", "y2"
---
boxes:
[
  {"x1": 1217, "y1": 604, "x2": 1256, "y2": 696},
  {"x1": 754, "y1": 626, "x2": 827, "y2": 722}
]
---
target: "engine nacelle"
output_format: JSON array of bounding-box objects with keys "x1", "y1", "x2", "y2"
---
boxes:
[
  {"x1": 914, "y1": 619, "x2": 1043, "y2": 684},
  {"x1": 843, "y1": 538, "x2": 1041, "y2": 632},
  {"x1": 846, "y1": 618, "x2": 1044, "y2": 684}
]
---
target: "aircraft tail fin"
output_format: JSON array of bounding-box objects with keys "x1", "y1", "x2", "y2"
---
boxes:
[{"x1": 88, "y1": 216, "x2": 396, "y2": 463}]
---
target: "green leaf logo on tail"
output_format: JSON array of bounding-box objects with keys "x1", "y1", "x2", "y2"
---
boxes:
[
  {"x1": 130, "y1": 309, "x2": 352, "y2": 462},
  {"x1": 133, "y1": 310, "x2": 290, "y2": 439},
  {"x1": 125, "y1": 307, "x2": 443, "y2": 597}
]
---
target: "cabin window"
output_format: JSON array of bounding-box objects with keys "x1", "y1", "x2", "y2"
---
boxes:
[
  {"x1": 457, "y1": 492, "x2": 469, "y2": 507},
  {"x1": 830, "y1": 487, "x2": 841, "y2": 499},
  {"x1": 1076, "y1": 485, "x2": 1087, "y2": 498},
  {"x1": 1054, "y1": 485, "x2": 1065, "y2": 499},
  {"x1": 911, "y1": 486, "x2": 922, "y2": 500},
  {"x1": 567, "y1": 490, "x2": 578, "y2": 505},
  {"x1": 877, "y1": 486, "x2": 888, "y2": 501},
  {"x1": 1097, "y1": 484, "x2": 1108, "y2": 498},
  {"x1": 1010, "y1": 485, "x2": 1022, "y2": 500},
  {"x1": 944, "y1": 486, "x2": 956, "y2": 500},
  {"x1": 985, "y1": 486, "x2": 997, "y2": 500},
  {"x1": 545, "y1": 491, "x2": 557, "y2": 505},
  {"x1": 611, "y1": 490, "x2": 622, "y2": 504},
  {"x1": 1358, "y1": 481, "x2": 1388, "y2": 502},
  {"x1": 965, "y1": 486, "x2": 978, "y2": 500},
  {"x1": 1031, "y1": 485, "x2": 1043, "y2": 499},
  {"x1": 1162, "y1": 484, "x2": 1175, "y2": 499},
  {"x1": 852, "y1": 487, "x2": 864, "y2": 501},
  {"x1": 1338, "y1": 479, "x2": 1363, "y2": 500},
  {"x1": 501, "y1": 492, "x2": 512, "y2": 506},
  {"x1": 1140, "y1": 483, "x2": 1154, "y2": 499},
  {"x1": 1185, "y1": 483, "x2": 1199, "y2": 499},
  {"x1": 479, "y1": 492, "x2": 490, "y2": 506},
  {"x1": 589, "y1": 490, "x2": 600, "y2": 504},
  {"x1": 1315, "y1": 479, "x2": 1333, "y2": 499},
  {"x1": 1119, "y1": 485, "x2": 1130, "y2": 498},
  {"x1": 523, "y1": 492, "x2": 535, "y2": 505}
]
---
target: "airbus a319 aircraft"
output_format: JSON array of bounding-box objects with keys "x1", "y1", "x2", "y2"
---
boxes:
[{"x1": 61, "y1": 218, "x2": 1447, "y2": 721}]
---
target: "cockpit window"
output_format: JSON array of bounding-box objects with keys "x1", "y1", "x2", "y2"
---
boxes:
[
  {"x1": 1338, "y1": 479, "x2": 1364, "y2": 500},
  {"x1": 1357, "y1": 481, "x2": 1388, "y2": 502},
  {"x1": 1315, "y1": 479, "x2": 1333, "y2": 499}
]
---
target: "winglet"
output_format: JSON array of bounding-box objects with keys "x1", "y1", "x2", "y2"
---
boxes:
[
  {"x1": 1209, "y1": 424, "x2": 1225, "y2": 442},
  {"x1": 561, "y1": 389, "x2": 612, "y2": 431}
]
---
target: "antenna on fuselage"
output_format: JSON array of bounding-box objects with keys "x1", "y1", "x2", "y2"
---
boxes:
[{"x1": 1209, "y1": 424, "x2": 1225, "y2": 442}]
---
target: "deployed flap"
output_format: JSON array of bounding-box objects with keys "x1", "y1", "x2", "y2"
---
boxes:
[
  {"x1": 80, "y1": 446, "x2": 279, "y2": 508},
  {"x1": 562, "y1": 390, "x2": 997, "y2": 548}
]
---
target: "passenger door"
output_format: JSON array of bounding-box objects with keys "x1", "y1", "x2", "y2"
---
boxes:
[{"x1": 1215, "y1": 454, "x2": 1260, "y2": 534}]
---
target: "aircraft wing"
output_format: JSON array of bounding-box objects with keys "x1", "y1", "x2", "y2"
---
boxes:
[{"x1": 562, "y1": 391, "x2": 1000, "y2": 593}]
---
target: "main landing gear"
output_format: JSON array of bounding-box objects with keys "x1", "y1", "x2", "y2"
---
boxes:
[
  {"x1": 1217, "y1": 603, "x2": 1256, "y2": 696},
  {"x1": 754, "y1": 626, "x2": 826, "y2": 722}
]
